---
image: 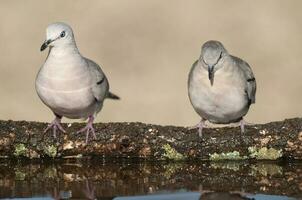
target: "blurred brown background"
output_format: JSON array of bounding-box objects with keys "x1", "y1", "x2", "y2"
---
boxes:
[{"x1": 0, "y1": 0, "x2": 301, "y2": 126}]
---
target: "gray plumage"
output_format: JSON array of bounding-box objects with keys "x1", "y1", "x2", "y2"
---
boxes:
[
  {"x1": 36, "y1": 22, "x2": 119, "y2": 142},
  {"x1": 188, "y1": 40, "x2": 256, "y2": 136}
]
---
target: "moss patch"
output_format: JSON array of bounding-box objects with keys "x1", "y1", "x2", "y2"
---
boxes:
[
  {"x1": 43, "y1": 145, "x2": 57, "y2": 158},
  {"x1": 162, "y1": 144, "x2": 185, "y2": 161},
  {"x1": 209, "y1": 147, "x2": 283, "y2": 161},
  {"x1": 248, "y1": 146, "x2": 282, "y2": 160},
  {"x1": 14, "y1": 144, "x2": 28, "y2": 157},
  {"x1": 209, "y1": 151, "x2": 247, "y2": 161}
]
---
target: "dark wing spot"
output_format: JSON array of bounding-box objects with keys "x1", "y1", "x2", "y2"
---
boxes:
[
  {"x1": 97, "y1": 77, "x2": 105, "y2": 85},
  {"x1": 245, "y1": 90, "x2": 252, "y2": 107},
  {"x1": 247, "y1": 77, "x2": 255, "y2": 82}
]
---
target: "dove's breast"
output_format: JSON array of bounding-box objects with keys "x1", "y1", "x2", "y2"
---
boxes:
[
  {"x1": 188, "y1": 63, "x2": 249, "y2": 124},
  {"x1": 35, "y1": 57, "x2": 97, "y2": 119}
]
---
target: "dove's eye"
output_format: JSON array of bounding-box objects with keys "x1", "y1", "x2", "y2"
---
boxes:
[{"x1": 60, "y1": 31, "x2": 66, "y2": 38}]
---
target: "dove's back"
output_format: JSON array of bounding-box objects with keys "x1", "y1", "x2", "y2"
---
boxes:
[{"x1": 35, "y1": 49, "x2": 108, "y2": 119}]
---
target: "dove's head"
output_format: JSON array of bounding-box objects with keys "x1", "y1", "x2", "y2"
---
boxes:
[
  {"x1": 200, "y1": 40, "x2": 228, "y2": 86},
  {"x1": 40, "y1": 22, "x2": 75, "y2": 51}
]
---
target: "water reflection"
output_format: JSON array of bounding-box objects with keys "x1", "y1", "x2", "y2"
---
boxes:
[
  {"x1": 0, "y1": 161, "x2": 300, "y2": 199},
  {"x1": 82, "y1": 179, "x2": 96, "y2": 200}
]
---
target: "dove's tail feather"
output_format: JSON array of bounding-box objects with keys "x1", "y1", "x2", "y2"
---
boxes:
[{"x1": 107, "y1": 92, "x2": 120, "y2": 100}]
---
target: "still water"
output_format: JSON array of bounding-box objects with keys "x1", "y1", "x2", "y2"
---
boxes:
[{"x1": 0, "y1": 160, "x2": 300, "y2": 199}]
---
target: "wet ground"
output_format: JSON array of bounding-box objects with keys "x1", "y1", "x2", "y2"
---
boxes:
[{"x1": 0, "y1": 160, "x2": 301, "y2": 199}]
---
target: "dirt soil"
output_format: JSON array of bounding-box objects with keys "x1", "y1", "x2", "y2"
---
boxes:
[{"x1": 0, "y1": 118, "x2": 301, "y2": 160}]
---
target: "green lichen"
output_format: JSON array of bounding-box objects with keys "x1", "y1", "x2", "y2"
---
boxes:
[
  {"x1": 209, "y1": 147, "x2": 282, "y2": 161},
  {"x1": 248, "y1": 146, "x2": 282, "y2": 160},
  {"x1": 44, "y1": 145, "x2": 57, "y2": 158},
  {"x1": 209, "y1": 151, "x2": 247, "y2": 161},
  {"x1": 162, "y1": 144, "x2": 185, "y2": 161},
  {"x1": 14, "y1": 144, "x2": 28, "y2": 157}
]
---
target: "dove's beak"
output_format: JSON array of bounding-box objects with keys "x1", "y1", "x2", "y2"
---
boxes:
[
  {"x1": 40, "y1": 39, "x2": 52, "y2": 51},
  {"x1": 208, "y1": 65, "x2": 214, "y2": 86}
]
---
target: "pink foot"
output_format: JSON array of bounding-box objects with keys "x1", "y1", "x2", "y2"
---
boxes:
[
  {"x1": 44, "y1": 116, "x2": 66, "y2": 138},
  {"x1": 189, "y1": 119, "x2": 206, "y2": 138},
  {"x1": 77, "y1": 116, "x2": 96, "y2": 144}
]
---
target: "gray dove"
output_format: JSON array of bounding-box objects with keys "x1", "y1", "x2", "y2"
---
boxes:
[
  {"x1": 36, "y1": 22, "x2": 119, "y2": 143},
  {"x1": 188, "y1": 40, "x2": 256, "y2": 137}
]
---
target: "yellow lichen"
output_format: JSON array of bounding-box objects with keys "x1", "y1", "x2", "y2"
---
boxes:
[
  {"x1": 44, "y1": 145, "x2": 57, "y2": 158},
  {"x1": 162, "y1": 144, "x2": 185, "y2": 161},
  {"x1": 248, "y1": 146, "x2": 282, "y2": 160},
  {"x1": 14, "y1": 144, "x2": 28, "y2": 157}
]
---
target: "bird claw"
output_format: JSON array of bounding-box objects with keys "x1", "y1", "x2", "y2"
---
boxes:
[
  {"x1": 77, "y1": 116, "x2": 97, "y2": 144},
  {"x1": 44, "y1": 117, "x2": 66, "y2": 138}
]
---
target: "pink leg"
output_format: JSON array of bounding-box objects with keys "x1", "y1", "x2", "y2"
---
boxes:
[
  {"x1": 77, "y1": 116, "x2": 97, "y2": 144},
  {"x1": 189, "y1": 119, "x2": 206, "y2": 138},
  {"x1": 240, "y1": 119, "x2": 245, "y2": 133},
  {"x1": 197, "y1": 119, "x2": 206, "y2": 138},
  {"x1": 44, "y1": 116, "x2": 66, "y2": 138}
]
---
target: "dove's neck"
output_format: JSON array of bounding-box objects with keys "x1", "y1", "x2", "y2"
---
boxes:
[
  {"x1": 48, "y1": 43, "x2": 82, "y2": 59},
  {"x1": 43, "y1": 43, "x2": 88, "y2": 78}
]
